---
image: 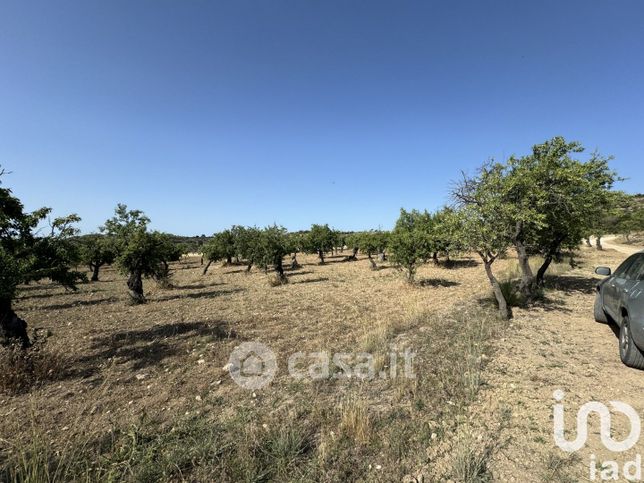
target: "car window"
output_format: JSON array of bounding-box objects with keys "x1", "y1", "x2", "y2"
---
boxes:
[
  {"x1": 614, "y1": 254, "x2": 639, "y2": 278},
  {"x1": 623, "y1": 255, "x2": 644, "y2": 281},
  {"x1": 635, "y1": 255, "x2": 644, "y2": 281}
]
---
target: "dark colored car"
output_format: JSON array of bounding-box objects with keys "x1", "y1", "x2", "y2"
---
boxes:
[{"x1": 595, "y1": 251, "x2": 644, "y2": 369}]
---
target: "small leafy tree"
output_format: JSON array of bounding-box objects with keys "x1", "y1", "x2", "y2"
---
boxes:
[
  {"x1": 432, "y1": 207, "x2": 464, "y2": 264},
  {"x1": 153, "y1": 233, "x2": 183, "y2": 288},
  {"x1": 80, "y1": 236, "x2": 116, "y2": 282},
  {"x1": 102, "y1": 204, "x2": 165, "y2": 304},
  {"x1": 287, "y1": 232, "x2": 305, "y2": 269},
  {"x1": 357, "y1": 231, "x2": 388, "y2": 270},
  {"x1": 506, "y1": 138, "x2": 616, "y2": 291},
  {"x1": 254, "y1": 226, "x2": 291, "y2": 284},
  {"x1": 344, "y1": 232, "x2": 360, "y2": 261},
  {"x1": 453, "y1": 164, "x2": 514, "y2": 319},
  {"x1": 202, "y1": 229, "x2": 236, "y2": 275},
  {"x1": 389, "y1": 209, "x2": 435, "y2": 282},
  {"x1": 1, "y1": 170, "x2": 85, "y2": 346},
  {"x1": 304, "y1": 224, "x2": 336, "y2": 264},
  {"x1": 234, "y1": 226, "x2": 262, "y2": 272}
]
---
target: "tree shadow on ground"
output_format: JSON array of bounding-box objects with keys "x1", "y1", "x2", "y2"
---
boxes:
[
  {"x1": 73, "y1": 320, "x2": 235, "y2": 375},
  {"x1": 417, "y1": 278, "x2": 460, "y2": 288},
  {"x1": 543, "y1": 274, "x2": 599, "y2": 295},
  {"x1": 223, "y1": 268, "x2": 249, "y2": 274},
  {"x1": 38, "y1": 297, "x2": 118, "y2": 311},
  {"x1": 290, "y1": 277, "x2": 330, "y2": 285},
  {"x1": 17, "y1": 291, "x2": 71, "y2": 301},
  {"x1": 286, "y1": 270, "x2": 315, "y2": 277},
  {"x1": 154, "y1": 287, "x2": 244, "y2": 302},
  {"x1": 174, "y1": 281, "x2": 226, "y2": 290},
  {"x1": 440, "y1": 259, "x2": 479, "y2": 269}
]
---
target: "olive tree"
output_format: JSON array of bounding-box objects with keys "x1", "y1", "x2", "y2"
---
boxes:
[
  {"x1": 102, "y1": 204, "x2": 166, "y2": 304},
  {"x1": 432, "y1": 207, "x2": 464, "y2": 264},
  {"x1": 453, "y1": 163, "x2": 514, "y2": 319},
  {"x1": 235, "y1": 226, "x2": 262, "y2": 272},
  {"x1": 287, "y1": 232, "x2": 305, "y2": 269},
  {"x1": 153, "y1": 233, "x2": 183, "y2": 288},
  {"x1": 357, "y1": 230, "x2": 389, "y2": 270},
  {"x1": 254, "y1": 225, "x2": 291, "y2": 284},
  {"x1": 80, "y1": 235, "x2": 116, "y2": 282},
  {"x1": 504, "y1": 138, "x2": 617, "y2": 293},
  {"x1": 304, "y1": 224, "x2": 336, "y2": 264},
  {"x1": 1, "y1": 170, "x2": 85, "y2": 346},
  {"x1": 389, "y1": 209, "x2": 435, "y2": 282},
  {"x1": 202, "y1": 229, "x2": 236, "y2": 275}
]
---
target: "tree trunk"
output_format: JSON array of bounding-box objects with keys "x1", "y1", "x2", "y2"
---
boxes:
[
  {"x1": 275, "y1": 260, "x2": 288, "y2": 284},
  {"x1": 318, "y1": 250, "x2": 325, "y2": 265},
  {"x1": 127, "y1": 270, "x2": 145, "y2": 304},
  {"x1": 515, "y1": 238, "x2": 535, "y2": 299},
  {"x1": 625, "y1": 233, "x2": 631, "y2": 243},
  {"x1": 157, "y1": 261, "x2": 172, "y2": 288},
  {"x1": 246, "y1": 262, "x2": 253, "y2": 273},
  {"x1": 596, "y1": 236, "x2": 603, "y2": 251},
  {"x1": 432, "y1": 252, "x2": 439, "y2": 265},
  {"x1": 226, "y1": 255, "x2": 232, "y2": 265},
  {"x1": 585, "y1": 238, "x2": 592, "y2": 247},
  {"x1": 346, "y1": 247, "x2": 358, "y2": 262},
  {"x1": 90, "y1": 263, "x2": 101, "y2": 282},
  {"x1": 368, "y1": 253, "x2": 377, "y2": 270},
  {"x1": 290, "y1": 253, "x2": 300, "y2": 269},
  {"x1": 0, "y1": 298, "x2": 30, "y2": 348},
  {"x1": 378, "y1": 252, "x2": 386, "y2": 262},
  {"x1": 406, "y1": 265, "x2": 415, "y2": 283},
  {"x1": 535, "y1": 254, "x2": 553, "y2": 286},
  {"x1": 200, "y1": 256, "x2": 204, "y2": 266},
  {"x1": 202, "y1": 260, "x2": 213, "y2": 275},
  {"x1": 483, "y1": 260, "x2": 511, "y2": 320}
]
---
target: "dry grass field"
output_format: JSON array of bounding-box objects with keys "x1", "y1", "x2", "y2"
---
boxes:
[{"x1": 0, "y1": 246, "x2": 639, "y2": 481}]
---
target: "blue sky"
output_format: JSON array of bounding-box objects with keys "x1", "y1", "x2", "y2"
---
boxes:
[{"x1": 1, "y1": 1, "x2": 643, "y2": 235}]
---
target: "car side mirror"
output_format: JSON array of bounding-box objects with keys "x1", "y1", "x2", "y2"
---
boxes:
[{"x1": 595, "y1": 266, "x2": 612, "y2": 276}]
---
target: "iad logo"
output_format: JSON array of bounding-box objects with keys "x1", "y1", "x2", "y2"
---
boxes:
[{"x1": 553, "y1": 389, "x2": 641, "y2": 453}]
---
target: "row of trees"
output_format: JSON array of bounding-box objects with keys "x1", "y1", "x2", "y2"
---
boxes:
[
  {"x1": 0, "y1": 179, "x2": 186, "y2": 345},
  {"x1": 2, "y1": 136, "x2": 642, "y2": 345},
  {"x1": 201, "y1": 223, "x2": 343, "y2": 281}
]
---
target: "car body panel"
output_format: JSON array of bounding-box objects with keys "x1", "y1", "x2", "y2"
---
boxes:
[{"x1": 596, "y1": 252, "x2": 644, "y2": 349}]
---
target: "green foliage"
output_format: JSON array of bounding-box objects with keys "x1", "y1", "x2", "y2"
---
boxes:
[
  {"x1": 255, "y1": 225, "x2": 291, "y2": 283},
  {"x1": 598, "y1": 193, "x2": 644, "y2": 240},
  {"x1": 505, "y1": 137, "x2": 617, "y2": 259},
  {"x1": 304, "y1": 224, "x2": 336, "y2": 263},
  {"x1": 79, "y1": 235, "x2": 116, "y2": 280},
  {"x1": 0, "y1": 170, "x2": 85, "y2": 302},
  {"x1": 102, "y1": 204, "x2": 172, "y2": 301},
  {"x1": 152, "y1": 232, "x2": 183, "y2": 287},
  {"x1": 202, "y1": 229, "x2": 236, "y2": 265},
  {"x1": 233, "y1": 225, "x2": 262, "y2": 268},
  {"x1": 389, "y1": 209, "x2": 435, "y2": 282},
  {"x1": 432, "y1": 207, "x2": 465, "y2": 258},
  {"x1": 452, "y1": 163, "x2": 515, "y2": 318}
]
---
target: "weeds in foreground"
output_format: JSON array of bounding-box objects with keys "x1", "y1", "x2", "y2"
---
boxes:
[
  {"x1": 0, "y1": 341, "x2": 69, "y2": 395},
  {"x1": 2, "y1": 304, "x2": 509, "y2": 482}
]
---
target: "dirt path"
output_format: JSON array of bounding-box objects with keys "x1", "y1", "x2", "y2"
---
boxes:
[
  {"x1": 467, "y1": 247, "x2": 644, "y2": 481},
  {"x1": 591, "y1": 235, "x2": 642, "y2": 256}
]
